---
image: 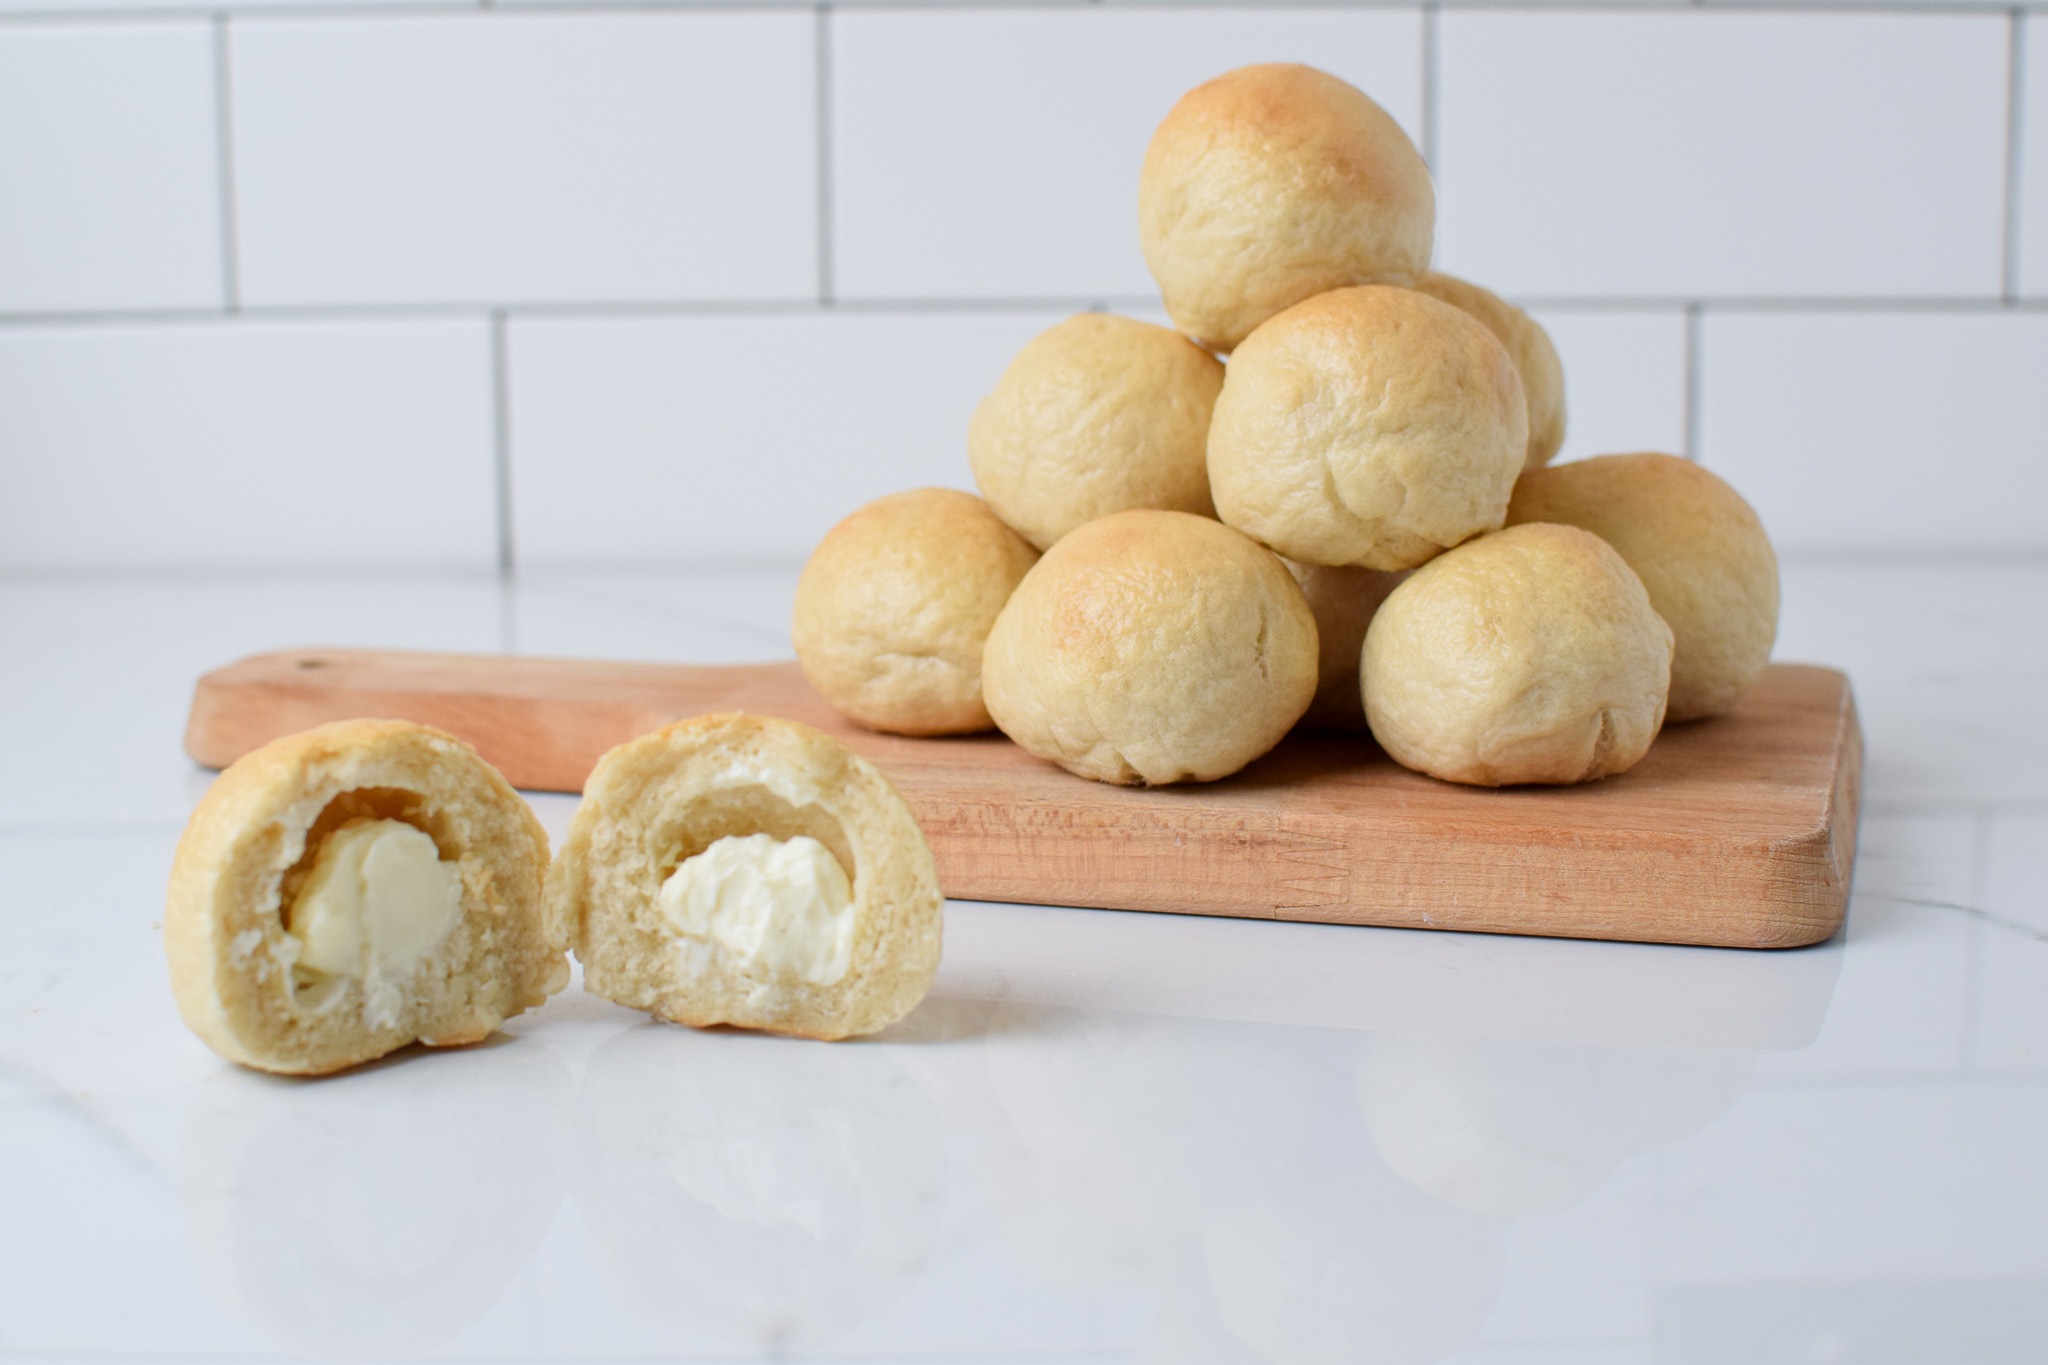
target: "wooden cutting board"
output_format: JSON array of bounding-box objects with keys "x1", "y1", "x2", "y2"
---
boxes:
[{"x1": 186, "y1": 649, "x2": 1860, "y2": 951}]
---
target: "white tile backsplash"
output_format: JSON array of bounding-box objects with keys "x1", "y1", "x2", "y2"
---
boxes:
[
  {"x1": 1521, "y1": 308, "x2": 1691, "y2": 466},
  {"x1": 0, "y1": 7, "x2": 2040, "y2": 566},
  {"x1": 1435, "y1": 11, "x2": 2008, "y2": 299},
  {"x1": 0, "y1": 318, "x2": 497, "y2": 569},
  {"x1": 506, "y1": 309, "x2": 1065, "y2": 565},
  {"x1": 0, "y1": 23, "x2": 222, "y2": 314},
  {"x1": 1697, "y1": 310, "x2": 2048, "y2": 554},
  {"x1": 831, "y1": 8, "x2": 1424, "y2": 302},
  {"x1": 232, "y1": 12, "x2": 817, "y2": 308}
]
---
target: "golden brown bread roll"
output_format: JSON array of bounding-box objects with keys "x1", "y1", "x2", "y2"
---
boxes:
[
  {"x1": 1506, "y1": 453, "x2": 1779, "y2": 721},
  {"x1": 1284, "y1": 559, "x2": 1407, "y2": 731},
  {"x1": 166, "y1": 720, "x2": 567, "y2": 1075},
  {"x1": 968, "y1": 314, "x2": 1224, "y2": 550},
  {"x1": 547, "y1": 712, "x2": 941, "y2": 1041},
  {"x1": 1362, "y1": 524, "x2": 1673, "y2": 786},
  {"x1": 1208, "y1": 285, "x2": 1528, "y2": 571},
  {"x1": 1412, "y1": 272, "x2": 1566, "y2": 473},
  {"x1": 793, "y1": 488, "x2": 1038, "y2": 736},
  {"x1": 1139, "y1": 63, "x2": 1435, "y2": 354},
  {"x1": 981, "y1": 509, "x2": 1318, "y2": 785}
]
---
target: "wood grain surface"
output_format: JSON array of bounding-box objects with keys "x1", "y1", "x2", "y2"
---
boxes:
[{"x1": 187, "y1": 649, "x2": 1861, "y2": 950}]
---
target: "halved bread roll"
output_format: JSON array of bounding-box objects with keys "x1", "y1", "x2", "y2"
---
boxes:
[
  {"x1": 166, "y1": 720, "x2": 568, "y2": 1076},
  {"x1": 547, "y1": 712, "x2": 942, "y2": 1040}
]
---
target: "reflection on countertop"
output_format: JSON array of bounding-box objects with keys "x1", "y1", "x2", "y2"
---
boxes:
[
  {"x1": 164, "y1": 904, "x2": 1830, "y2": 1361},
  {"x1": 180, "y1": 1043, "x2": 573, "y2": 1360},
  {"x1": 575, "y1": 1023, "x2": 946, "y2": 1348},
  {"x1": 3, "y1": 561, "x2": 2044, "y2": 1363}
]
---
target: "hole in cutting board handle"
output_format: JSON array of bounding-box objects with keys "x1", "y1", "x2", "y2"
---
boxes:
[{"x1": 296, "y1": 658, "x2": 329, "y2": 670}]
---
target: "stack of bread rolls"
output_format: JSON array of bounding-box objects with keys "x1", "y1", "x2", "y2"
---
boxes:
[{"x1": 794, "y1": 62, "x2": 1779, "y2": 791}]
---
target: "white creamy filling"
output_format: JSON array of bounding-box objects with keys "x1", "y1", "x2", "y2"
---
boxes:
[
  {"x1": 286, "y1": 819, "x2": 464, "y2": 992},
  {"x1": 658, "y1": 833, "x2": 854, "y2": 987}
]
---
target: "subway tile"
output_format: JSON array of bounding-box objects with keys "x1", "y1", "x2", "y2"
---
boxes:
[
  {"x1": 1697, "y1": 310, "x2": 2048, "y2": 554},
  {"x1": 832, "y1": 9, "x2": 1424, "y2": 302},
  {"x1": 1658, "y1": 1082, "x2": 2048, "y2": 1281},
  {"x1": 2023, "y1": 14, "x2": 2048, "y2": 298},
  {"x1": 232, "y1": 12, "x2": 815, "y2": 308},
  {"x1": 506, "y1": 309, "x2": 1066, "y2": 564},
  {"x1": 1435, "y1": 12, "x2": 2007, "y2": 299},
  {"x1": 0, "y1": 318, "x2": 497, "y2": 569},
  {"x1": 0, "y1": 23, "x2": 221, "y2": 314},
  {"x1": 1521, "y1": 308, "x2": 1689, "y2": 465}
]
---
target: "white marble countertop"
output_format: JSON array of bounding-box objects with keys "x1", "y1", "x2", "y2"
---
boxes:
[{"x1": 2, "y1": 559, "x2": 2044, "y2": 1364}]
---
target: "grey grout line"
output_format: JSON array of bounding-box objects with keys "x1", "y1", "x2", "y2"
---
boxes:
[
  {"x1": 2006, "y1": 9, "x2": 2029, "y2": 303},
  {"x1": 489, "y1": 309, "x2": 516, "y2": 581},
  {"x1": 1420, "y1": 1, "x2": 1440, "y2": 173},
  {"x1": 816, "y1": 3, "x2": 835, "y2": 307},
  {"x1": 1681, "y1": 301, "x2": 1704, "y2": 461},
  {"x1": 210, "y1": 12, "x2": 241, "y2": 313},
  {"x1": 7, "y1": 294, "x2": 2048, "y2": 331}
]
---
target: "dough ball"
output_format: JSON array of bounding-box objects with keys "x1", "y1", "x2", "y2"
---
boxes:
[
  {"x1": 1139, "y1": 63, "x2": 1435, "y2": 354},
  {"x1": 165, "y1": 720, "x2": 567, "y2": 1075},
  {"x1": 547, "y1": 712, "x2": 943, "y2": 1041},
  {"x1": 1363, "y1": 523, "x2": 1673, "y2": 786},
  {"x1": 1412, "y1": 272, "x2": 1566, "y2": 473},
  {"x1": 968, "y1": 313, "x2": 1225, "y2": 550},
  {"x1": 982, "y1": 509, "x2": 1318, "y2": 786},
  {"x1": 1283, "y1": 559, "x2": 1406, "y2": 731},
  {"x1": 1208, "y1": 285, "x2": 1528, "y2": 571},
  {"x1": 793, "y1": 487, "x2": 1039, "y2": 736},
  {"x1": 1507, "y1": 453, "x2": 1779, "y2": 721}
]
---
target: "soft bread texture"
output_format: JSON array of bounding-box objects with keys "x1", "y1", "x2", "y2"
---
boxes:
[
  {"x1": 981, "y1": 509, "x2": 1318, "y2": 785},
  {"x1": 1208, "y1": 285, "x2": 1529, "y2": 571},
  {"x1": 793, "y1": 488, "x2": 1038, "y2": 735},
  {"x1": 1284, "y1": 559, "x2": 1407, "y2": 730},
  {"x1": 1139, "y1": 63, "x2": 1435, "y2": 353},
  {"x1": 1363, "y1": 523, "x2": 1674, "y2": 786},
  {"x1": 1507, "y1": 453, "x2": 1779, "y2": 721},
  {"x1": 968, "y1": 313, "x2": 1225, "y2": 550},
  {"x1": 549, "y1": 712, "x2": 942, "y2": 1040},
  {"x1": 1413, "y1": 272, "x2": 1566, "y2": 473},
  {"x1": 165, "y1": 720, "x2": 566, "y2": 1075}
]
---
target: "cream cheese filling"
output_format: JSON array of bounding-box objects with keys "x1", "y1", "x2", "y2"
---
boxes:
[
  {"x1": 658, "y1": 833, "x2": 854, "y2": 987},
  {"x1": 286, "y1": 819, "x2": 464, "y2": 1006}
]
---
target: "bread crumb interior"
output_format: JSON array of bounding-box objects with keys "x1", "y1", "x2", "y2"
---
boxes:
[{"x1": 655, "y1": 784, "x2": 856, "y2": 889}]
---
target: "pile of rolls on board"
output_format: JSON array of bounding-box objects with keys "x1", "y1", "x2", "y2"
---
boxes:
[{"x1": 797, "y1": 62, "x2": 1780, "y2": 790}]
